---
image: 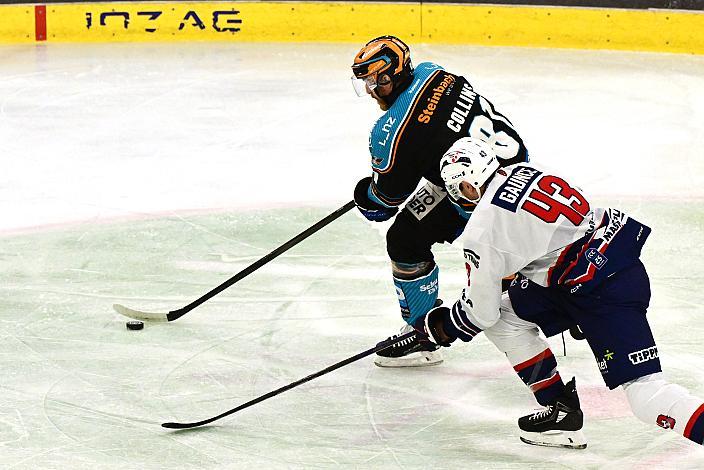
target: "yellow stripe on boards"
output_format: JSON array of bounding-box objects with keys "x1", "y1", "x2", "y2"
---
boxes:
[
  {"x1": 41, "y1": 2, "x2": 420, "y2": 43},
  {"x1": 0, "y1": 6, "x2": 36, "y2": 44},
  {"x1": 422, "y1": 4, "x2": 704, "y2": 54},
  {"x1": 0, "y1": 1, "x2": 701, "y2": 55}
]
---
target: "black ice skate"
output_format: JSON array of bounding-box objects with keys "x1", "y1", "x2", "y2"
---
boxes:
[
  {"x1": 518, "y1": 378, "x2": 587, "y2": 449},
  {"x1": 374, "y1": 324, "x2": 443, "y2": 367}
]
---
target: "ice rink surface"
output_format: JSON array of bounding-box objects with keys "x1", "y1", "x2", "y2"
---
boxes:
[{"x1": 1, "y1": 41, "x2": 703, "y2": 469}]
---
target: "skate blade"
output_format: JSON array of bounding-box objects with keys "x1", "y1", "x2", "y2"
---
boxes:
[
  {"x1": 374, "y1": 351, "x2": 443, "y2": 368},
  {"x1": 519, "y1": 430, "x2": 587, "y2": 450}
]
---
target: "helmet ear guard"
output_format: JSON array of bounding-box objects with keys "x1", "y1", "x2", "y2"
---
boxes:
[
  {"x1": 440, "y1": 160, "x2": 469, "y2": 202},
  {"x1": 440, "y1": 138, "x2": 500, "y2": 204}
]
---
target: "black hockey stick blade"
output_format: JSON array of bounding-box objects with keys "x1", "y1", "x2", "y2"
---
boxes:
[
  {"x1": 114, "y1": 200, "x2": 356, "y2": 322},
  {"x1": 161, "y1": 330, "x2": 417, "y2": 429}
]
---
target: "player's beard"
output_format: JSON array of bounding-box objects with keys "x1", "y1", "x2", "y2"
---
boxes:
[{"x1": 371, "y1": 91, "x2": 389, "y2": 111}]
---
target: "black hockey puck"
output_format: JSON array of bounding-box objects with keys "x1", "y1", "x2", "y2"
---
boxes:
[{"x1": 126, "y1": 320, "x2": 144, "y2": 331}]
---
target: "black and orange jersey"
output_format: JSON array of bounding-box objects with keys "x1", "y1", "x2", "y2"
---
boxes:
[{"x1": 366, "y1": 62, "x2": 529, "y2": 212}]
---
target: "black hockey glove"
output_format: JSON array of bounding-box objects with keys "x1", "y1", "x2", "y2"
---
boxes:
[
  {"x1": 414, "y1": 301, "x2": 483, "y2": 345},
  {"x1": 354, "y1": 177, "x2": 399, "y2": 222},
  {"x1": 413, "y1": 305, "x2": 456, "y2": 347}
]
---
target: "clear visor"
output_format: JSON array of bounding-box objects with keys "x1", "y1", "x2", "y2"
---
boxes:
[{"x1": 351, "y1": 74, "x2": 377, "y2": 97}]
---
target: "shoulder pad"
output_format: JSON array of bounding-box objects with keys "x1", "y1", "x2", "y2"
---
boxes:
[
  {"x1": 368, "y1": 63, "x2": 446, "y2": 173},
  {"x1": 369, "y1": 113, "x2": 400, "y2": 172},
  {"x1": 415, "y1": 62, "x2": 444, "y2": 74}
]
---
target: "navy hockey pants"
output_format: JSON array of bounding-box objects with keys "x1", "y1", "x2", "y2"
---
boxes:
[{"x1": 508, "y1": 261, "x2": 662, "y2": 389}]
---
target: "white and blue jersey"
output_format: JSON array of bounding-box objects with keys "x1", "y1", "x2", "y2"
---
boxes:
[{"x1": 451, "y1": 162, "x2": 651, "y2": 331}]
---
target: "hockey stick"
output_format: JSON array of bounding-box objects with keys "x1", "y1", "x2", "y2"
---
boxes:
[
  {"x1": 114, "y1": 200, "x2": 356, "y2": 322},
  {"x1": 162, "y1": 330, "x2": 416, "y2": 429}
]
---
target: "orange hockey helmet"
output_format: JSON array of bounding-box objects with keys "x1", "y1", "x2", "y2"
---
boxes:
[{"x1": 351, "y1": 35, "x2": 414, "y2": 103}]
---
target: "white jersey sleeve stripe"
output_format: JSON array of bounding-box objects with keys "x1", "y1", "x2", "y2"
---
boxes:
[{"x1": 451, "y1": 302, "x2": 482, "y2": 336}]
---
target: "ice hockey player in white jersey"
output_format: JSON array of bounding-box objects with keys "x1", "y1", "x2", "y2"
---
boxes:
[{"x1": 412, "y1": 137, "x2": 704, "y2": 449}]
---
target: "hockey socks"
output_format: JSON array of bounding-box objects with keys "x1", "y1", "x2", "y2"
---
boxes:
[
  {"x1": 513, "y1": 348, "x2": 565, "y2": 406},
  {"x1": 481, "y1": 301, "x2": 566, "y2": 407},
  {"x1": 393, "y1": 263, "x2": 439, "y2": 324},
  {"x1": 624, "y1": 373, "x2": 704, "y2": 445},
  {"x1": 684, "y1": 404, "x2": 704, "y2": 445}
]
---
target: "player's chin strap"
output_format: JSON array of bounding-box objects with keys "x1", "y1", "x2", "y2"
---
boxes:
[{"x1": 468, "y1": 172, "x2": 497, "y2": 204}]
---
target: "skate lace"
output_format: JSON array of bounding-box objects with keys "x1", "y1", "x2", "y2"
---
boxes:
[
  {"x1": 529, "y1": 405, "x2": 554, "y2": 421},
  {"x1": 391, "y1": 334, "x2": 414, "y2": 347},
  {"x1": 390, "y1": 325, "x2": 416, "y2": 348}
]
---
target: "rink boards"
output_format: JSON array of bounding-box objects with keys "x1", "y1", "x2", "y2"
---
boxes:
[{"x1": 0, "y1": 1, "x2": 703, "y2": 54}]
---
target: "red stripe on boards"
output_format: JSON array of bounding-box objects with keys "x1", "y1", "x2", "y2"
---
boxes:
[{"x1": 35, "y1": 5, "x2": 47, "y2": 42}]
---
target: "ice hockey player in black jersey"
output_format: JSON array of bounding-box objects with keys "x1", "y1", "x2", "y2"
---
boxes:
[
  {"x1": 351, "y1": 36, "x2": 529, "y2": 367},
  {"x1": 413, "y1": 137, "x2": 704, "y2": 450}
]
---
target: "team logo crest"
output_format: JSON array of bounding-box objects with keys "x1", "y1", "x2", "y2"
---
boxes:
[
  {"x1": 585, "y1": 248, "x2": 608, "y2": 270},
  {"x1": 657, "y1": 414, "x2": 676, "y2": 429}
]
